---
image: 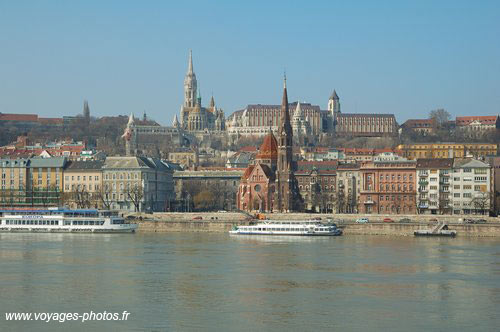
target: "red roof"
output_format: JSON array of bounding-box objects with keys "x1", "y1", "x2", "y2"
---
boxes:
[
  {"x1": 0, "y1": 113, "x2": 38, "y2": 122},
  {"x1": 256, "y1": 132, "x2": 278, "y2": 160},
  {"x1": 456, "y1": 116, "x2": 498, "y2": 126}
]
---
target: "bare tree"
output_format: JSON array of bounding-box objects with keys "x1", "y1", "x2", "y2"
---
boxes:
[
  {"x1": 97, "y1": 185, "x2": 113, "y2": 210},
  {"x1": 429, "y1": 109, "x2": 451, "y2": 128},
  {"x1": 472, "y1": 192, "x2": 489, "y2": 215},
  {"x1": 125, "y1": 184, "x2": 144, "y2": 212},
  {"x1": 73, "y1": 187, "x2": 92, "y2": 209}
]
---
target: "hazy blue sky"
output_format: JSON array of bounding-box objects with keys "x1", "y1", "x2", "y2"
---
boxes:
[{"x1": 0, "y1": 0, "x2": 499, "y2": 125}]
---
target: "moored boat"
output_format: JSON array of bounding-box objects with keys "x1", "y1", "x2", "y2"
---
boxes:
[
  {"x1": 414, "y1": 221, "x2": 456, "y2": 237},
  {"x1": 0, "y1": 208, "x2": 137, "y2": 233},
  {"x1": 229, "y1": 219, "x2": 342, "y2": 236}
]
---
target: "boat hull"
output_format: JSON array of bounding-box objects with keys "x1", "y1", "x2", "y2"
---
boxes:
[
  {"x1": 0, "y1": 225, "x2": 137, "y2": 234},
  {"x1": 414, "y1": 232, "x2": 456, "y2": 237},
  {"x1": 229, "y1": 231, "x2": 342, "y2": 236}
]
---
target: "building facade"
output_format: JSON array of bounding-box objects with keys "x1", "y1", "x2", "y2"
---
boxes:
[
  {"x1": 63, "y1": 160, "x2": 104, "y2": 209},
  {"x1": 336, "y1": 162, "x2": 361, "y2": 213},
  {"x1": 359, "y1": 158, "x2": 417, "y2": 214},
  {"x1": 173, "y1": 168, "x2": 243, "y2": 212},
  {"x1": 295, "y1": 161, "x2": 336, "y2": 213},
  {"x1": 102, "y1": 157, "x2": 174, "y2": 212},
  {"x1": 398, "y1": 143, "x2": 498, "y2": 160},
  {"x1": 450, "y1": 159, "x2": 491, "y2": 215},
  {"x1": 416, "y1": 159, "x2": 453, "y2": 215}
]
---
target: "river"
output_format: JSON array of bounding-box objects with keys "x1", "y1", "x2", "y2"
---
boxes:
[{"x1": 1, "y1": 233, "x2": 499, "y2": 331}]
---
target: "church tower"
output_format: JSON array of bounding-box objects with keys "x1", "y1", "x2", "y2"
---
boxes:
[
  {"x1": 328, "y1": 90, "x2": 340, "y2": 132},
  {"x1": 184, "y1": 50, "x2": 197, "y2": 108},
  {"x1": 276, "y1": 76, "x2": 295, "y2": 212}
]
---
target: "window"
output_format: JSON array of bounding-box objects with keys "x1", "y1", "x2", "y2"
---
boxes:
[
  {"x1": 454, "y1": 185, "x2": 460, "y2": 189},
  {"x1": 463, "y1": 168, "x2": 472, "y2": 173},
  {"x1": 463, "y1": 185, "x2": 471, "y2": 190},
  {"x1": 463, "y1": 193, "x2": 472, "y2": 198},
  {"x1": 474, "y1": 185, "x2": 481, "y2": 191}
]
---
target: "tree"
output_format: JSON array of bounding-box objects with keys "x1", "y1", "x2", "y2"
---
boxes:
[
  {"x1": 125, "y1": 184, "x2": 144, "y2": 212},
  {"x1": 97, "y1": 186, "x2": 112, "y2": 210},
  {"x1": 429, "y1": 109, "x2": 451, "y2": 128},
  {"x1": 472, "y1": 192, "x2": 489, "y2": 215},
  {"x1": 73, "y1": 187, "x2": 93, "y2": 209},
  {"x1": 193, "y1": 190, "x2": 215, "y2": 211}
]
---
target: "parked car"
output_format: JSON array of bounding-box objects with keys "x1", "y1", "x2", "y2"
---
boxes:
[
  {"x1": 193, "y1": 216, "x2": 203, "y2": 220},
  {"x1": 476, "y1": 219, "x2": 487, "y2": 224},
  {"x1": 313, "y1": 217, "x2": 322, "y2": 221},
  {"x1": 218, "y1": 210, "x2": 227, "y2": 213},
  {"x1": 356, "y1": 218, "x2": 369, "y2": 223},
  {"x1": 126, "y1": 215, "x2": 136, "y2": 220},
  {"x1": 430, "y1": 218, "x2": 438, "y2": 222},
  {"x1": 399, "y1": 218, "x2": 411, "y2": 223},
  {"x1": 383, "y1": 218, "x2": 394, "y2": 223}
]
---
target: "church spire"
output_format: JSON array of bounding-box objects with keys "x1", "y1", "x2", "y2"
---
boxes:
[
  {"x1": 184, "y1": 50, "x2": 198, "y2": 107},
  {"x1": 279, "y1": 75, "x2": 292, "y2": 137},
  {"x1": 188, "y1": 49, "x2": 194, "y2": 74}
]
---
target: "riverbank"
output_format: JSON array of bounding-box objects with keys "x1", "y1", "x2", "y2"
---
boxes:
[{"x1": 128, "y1": 212, "x2": 500, "y2": 237}]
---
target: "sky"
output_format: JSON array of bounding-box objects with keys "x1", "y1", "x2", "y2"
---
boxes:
[{"x1": 0, "y1": 0, "x2": 499, "y2": 125}]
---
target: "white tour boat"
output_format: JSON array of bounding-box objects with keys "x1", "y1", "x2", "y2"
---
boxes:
[
  {"x1": 0, "y1": 208, "x2": 137, "y2": 233},
  {"x1": 229, "y1": 220, "x2": 342, "y2": 236}
]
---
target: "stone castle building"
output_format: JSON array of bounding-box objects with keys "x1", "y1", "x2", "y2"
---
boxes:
[
  {"x1": 237, "y1": 77, "x2": 301, "y2": 212},
  {"x1": 228, "y1": 89, "x2": 397, "y2": 140},
  {"x1": 122, "y1": 51, "x2": 227, "y2": 155}
]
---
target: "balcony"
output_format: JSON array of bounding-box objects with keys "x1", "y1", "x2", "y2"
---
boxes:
[
  {"x1": 418, "y1": 181, "x2": 429, "y2": 186},
  {"x1": 440, "y1": 188, "x2": 450, "y2": 193},
  {"x1": 419, "y1": 204, "x2": 429, "y2": 209},
  {"x1": 363, "y1": 200, "x2": 375, "y2": 204},
  {"x1": 419, "y1": 173, "x2": 429, "y2": 177},
  {"x1": 418, "y1": 188, "x2": 428, "y2": 193}
]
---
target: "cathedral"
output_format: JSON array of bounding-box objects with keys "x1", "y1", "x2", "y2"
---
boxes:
[
  {"x1": 237, "y1": 77, "x2": 301, "y2": 213},
  {"x1": 179, "y1": 51, "x2": 225, "y2": 133}
]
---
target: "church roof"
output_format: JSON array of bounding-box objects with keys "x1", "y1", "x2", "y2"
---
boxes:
[{"x1": 256, "y1": 131, "x2": 278, "y2": 160}]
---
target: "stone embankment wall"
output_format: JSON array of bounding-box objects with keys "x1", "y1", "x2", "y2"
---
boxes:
[{"x1": 128, "y1": 212, "x2": 500, "y2": 236}]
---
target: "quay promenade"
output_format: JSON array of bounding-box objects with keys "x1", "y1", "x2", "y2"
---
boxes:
[{"x1": 125, "y1": 212, "x2": 500, "y2": 236}]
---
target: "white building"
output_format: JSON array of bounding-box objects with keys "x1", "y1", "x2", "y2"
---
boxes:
[{"x1": 450, "y1": 159, "x2": 491, "y2": 215}]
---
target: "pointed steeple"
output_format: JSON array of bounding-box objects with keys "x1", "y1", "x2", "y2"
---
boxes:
[
  {"x1": 188, "y1": 49, "x2": 194, "y2": 74},
  {"x1": 127, "y1": 113, "x2": 135, "y2": 127},
  {"x1": 172, "y1": 114, "x2": 179, "y2": 127},
  {"x1": 279, "y1": 75, "x2": 292, "y2": 136},
  {"x1": 330, "y1": 90, "x2": 339, "y2": 100},
  {"x1": 209, "y1": 94, "x2": 215, "y2": 109},
  {"x1": 294, "y1": 101, "x2": 303, "y2": 119},
  {"x1": 184, "y1": 50, "x2": 197, "y2": 107}
]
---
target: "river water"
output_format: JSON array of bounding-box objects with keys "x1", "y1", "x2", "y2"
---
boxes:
[{"x1": 1, "y1": 232, "x2": 499, "y2": 331}]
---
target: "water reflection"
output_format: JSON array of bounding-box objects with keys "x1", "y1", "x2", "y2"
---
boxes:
[{"x1": 0, "y1": 233, "x2": 499, "y2": 331}]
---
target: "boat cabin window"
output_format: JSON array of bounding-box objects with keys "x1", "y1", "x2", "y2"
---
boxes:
[{"x1": 112, "y1": 219, "x2": 124, "y2": 224}]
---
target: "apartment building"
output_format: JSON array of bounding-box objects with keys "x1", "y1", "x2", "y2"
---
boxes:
[
  {"x1": 416, "y1": 159, "x2": 453, "y2": 215},
  {"x1": 450, "y1": 159, "x2": 491, "y2": 215}
]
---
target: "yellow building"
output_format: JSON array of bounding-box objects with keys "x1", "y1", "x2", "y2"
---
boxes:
[
  {"x1": 63, "y1": 160, "x2": 104, "y2": 209},
  {"x1": 0, "y1": 157, "x2": 67, "y2": 207},
  {"x1": 27, "y1": 157, "x2": 66, "y2": 206},
  {"x1": 0, "y1": 158, "x2": 30, "y2": 207},
  {"x1": 398, "y1": 143, "x2": 498, "y2": 160}
]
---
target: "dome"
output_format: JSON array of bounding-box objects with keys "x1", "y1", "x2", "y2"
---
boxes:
[{"x1": 256, "y1": 131, "x2": 278, "y2": 160}]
